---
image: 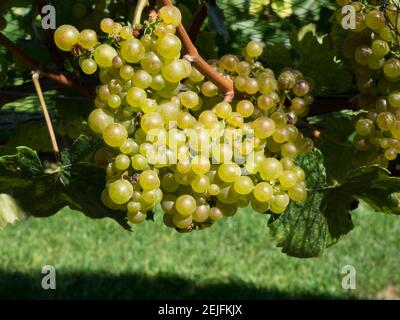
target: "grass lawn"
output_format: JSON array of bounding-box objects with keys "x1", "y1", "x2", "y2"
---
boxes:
[{"x1": 0, "y1": 203, "x2": 399, "y2": 300}]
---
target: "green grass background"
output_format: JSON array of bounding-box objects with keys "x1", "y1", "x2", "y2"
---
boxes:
[{"x1": 0, "y1": 203, "x2": 399, "y2": 299}]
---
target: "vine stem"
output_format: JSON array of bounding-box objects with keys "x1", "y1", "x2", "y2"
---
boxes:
[
  {"x1": 161, "y1": 0, "x2": 235, "y2": 102},
  {"x1": 133, "y1": 0, "x2": 149, "y2": 26},
  {"x1": 32, "y1": 71, "x2": 60, "y2": 162}
]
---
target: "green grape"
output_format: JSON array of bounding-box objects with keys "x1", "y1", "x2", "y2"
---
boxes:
[
  {"x1": 288, "y1": 184, "x2": 307, "y2": 202},
  {"x1": 127, "y1": 201, "x2": 142, "y2": 214},
  {"x1": 88, "y1": 108, "x2": 114, "y2": 134},
  {"x1": 233, "y1": 176, "x2": 254, "y2": 195},
  {"x1": 208, "y1": 184, "x2": 220, "y2": 196},
  {"x1": 78, "y1": 29, "x2": 98, "y2": 49},
  {"x1": 250, "y1": 196, "x2": 270, "y2": 213},
  {"x1": 107, "y1": 94, "x2": 121, "y2": 109},
  {"x1": 244, "y1": 78, "x2": 259, "y2": 94},
  {"x1": 257, "y1": 95, "x2": 275, "y2": 111},
  {"x1": 108, "y1": 179, "x2": 133, "y2": 205},
  {"x1": 81, "y1": 58, "x2": 97, "y2": 75},
  {"x1": 162, "y1": 60, "x2": 187, "y2": 83},
  {"x1": 139, "y1": 170, "x2": 160, "y2": 190},
  {"x1": 390, "y1": 121, "x2": 400, "y2": 139},
  {"x1": 175, "y1": 195, "x2": 197, "y2": 216},
  {"x1": 236, "y1": 100, "x2": 254, "y2": 118},
  {"x1": 94, "y1": 44, "x2": 118, "y2": 68},
  {"x1": 131, "y1": 154, "x2": 148, "y2": 170},
  {"x1": 279, "y1": 170, "x2": 298, "y2": 189},
  {"x1": 367, "y1": 55, "x2": 385, "y2": 70},
  {"x1": 119, "y1": 65, "x2": 134, "y2": 81},
  {"x1": 191, "y1": 155, "x2": 211, "y2": 175},
  {"x1": 201, "y1": 81, "x2": 219, "y2": 97},
  {"x1": 112, "y1": 56, "x2": 123, "y2": 69},
  {"x1": 100, "y1": 18, "x2": 114, "y2": 34},
  {"x1": 142, "y1": 188, "x2": 162, "y2": 204},
  {"x1": 271, "y1": 192, "x2": 290, "y2": 209},
  {"x1": 219, "y1": 54, "x2": 239, "y2": 72},
  {"x1": 278, "y1": 71, "x2": 296, "y2": 90},
  {"x1": 128, "y1": 211, "x2": 147, "y2": 224},
  {"x1": 120, "y1": 138, "x2": 138, "y2": 155},
  {"x1": 140, "y1": 51, "x2": 163, "y2": 74},
  {"x1": 191, "y1": 175, "x2": 210, "y2": 193},
  {"x1": 103, "y1": 123, "x2": 128, "y2": 147},
  {"x1": 132, "y1": 70, "x2": 152, "y2": 89},
  {"x1": 120, "y1": 26, "x2": 134, "y2": 40},
  {"x1": 120, "y1": 39, "x2": 145, "y2": 63},
  {"x1": 193, "y1": 204, "x2": 210, "y2": 222},
  {"x1": 115, "y1": 154, "x2": 131, "y2": 170},
  {"x1": 199, "y1": 110, "x2": 218, "y2": 128},
  {"x1": 371, "y1": 40, "x2": 390, "y2": 57},
  {"x1": 218, "y1": 163, "x2": 241, "y2": 183},
  {"x1": 54, "y1": 25, "x2": 79, "y2": 51},
  {"x1": 252, "y1": 117, "x2": 275, "y2": 139},
  {"x1": 385, "y1": 148, "x2": 397, "y2": 161},
  {"x1": 355, "y1": 118, "x2": 373, "y2": 136},
  {"x1": 173, "y1": 213, "x2": 193, "y2": 229},
  {"x1": 209, "y1": 207, "x2": 223, "y2": 221},
  {"x1": 245, "y1": 40, "x2": 263, "y2": 57},
  {"x1": 365, "y1": 10, "x2": 385, "y2": 30},
  {"x1": 236, "y1": 61, "x2": 251, "y2": 76},
  {"x1": 253, "y1": 182, "x2": 273, "y2": 202},
  {"x1": 159, "y1": 5, "x2": 182, "y2": 27},
  {"x1": 180, "y1": 91, "x2": 200, "y2": 109},
  {"x1": 293, "y1": 80, "x2": 310, "y2": 97},
  {"x1": 383, "y1": 58, "x2": 400, "y2": 79},
  {"x1": 127, "y1": 87, "x2": 147, "y2": 107},
  {"x1": 156, "y1": 34, "x2": 182, "y2": 59},
  {"x1": 214, "y1": 102, "x2": 232, "y2": 119},
  {"x1": 388, "y1": 91, "x2": 400, "y2": 108},
  {"x1": 376, "y1": 112, "x2": 395, "y2": 131},
  {"x1": 259, "y1": 158, "x2": 283, "y2": 181},
  {"x1": 189, "y1": 67, "x2": 204, "y2": 82}
]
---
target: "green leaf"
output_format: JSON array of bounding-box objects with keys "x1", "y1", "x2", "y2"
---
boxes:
[
  {"x1": 271, "y1": 0, "x2": 293, "y2": 18},
  {"x1": 0, "y1": 138, "x2": 131, "y2": 231},
  {"x1": 263, "y1": 43, "x2": 293, "y2": 72},
  {"x1": 207, "y1": 2, "x2": 230, "y2": 43},
  {"x1": 289, "y1": 25, "x2": 352, "y2": 94},
  {"x1": 308, "y1": 110, "x2": 358, "y2": 183},
  {"x1": 268, "y1": 149, "x2": 400, "y2": 258}
]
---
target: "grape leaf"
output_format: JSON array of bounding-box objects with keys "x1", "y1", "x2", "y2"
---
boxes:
[
  {"x1": 289, "y1": 24, "x2": 352, "y2": 94},
  {"x1": 0, "y1": 137, "x2": 131, "y2": 231},
  {"x1": 268, "y1": 149, "x2": 400, "y2": 258},
  {"x1": 207, "y1": 2, "x2": 230, "y2": 43},
  {"x1": 308, "y1": 110, "x2": 357, "y2": 183}
]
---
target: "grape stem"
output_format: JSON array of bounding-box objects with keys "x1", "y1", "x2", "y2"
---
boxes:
[
  {"x1": 161, "y1": 0, "x2": 235, "y2": 102},
  {"x1": 133, "y1": 0, "x2": 149, "y2": 26},
  {"x1": 32, "y1": 71, "x2": 60, "y2": 162},
  {"x1": 0, "y1": 32, "x2": 94, "y2": 97}
]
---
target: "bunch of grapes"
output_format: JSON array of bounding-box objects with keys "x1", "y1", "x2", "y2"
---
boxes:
[
  {"x1": 336, "y1": 0, "x2": 400, "y2": 167},
  {"x1": 54, "y1": 4, "x2": 314, "y2": 231}
]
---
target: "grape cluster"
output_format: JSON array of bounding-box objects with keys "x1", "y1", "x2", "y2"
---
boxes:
[
  {"x1": 336, "y1": 0, "x2": 400, "y2": 167},
  {"x1": 54, "y1": 5, "x2": 314, "y2": 231}
]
